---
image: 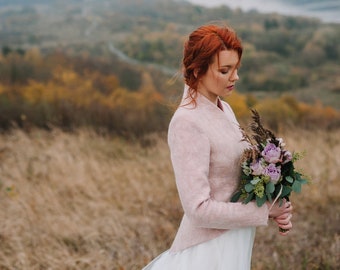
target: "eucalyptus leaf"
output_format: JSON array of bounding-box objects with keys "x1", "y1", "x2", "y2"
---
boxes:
[
  {"x1": 295, "y1": 172, "x2": 301, "y2": 180},
  {"x1": 251, "y1": 178, "x2": 261, "y2": 185},
  {"x1": 299, "y1": 178, "x2": 308, "y2": 184},
  {"x1": 266, "y1": 182, "x2": 275, "y2": 194},
  {"x1": 244, "y1": 192, "x2": 254, "y2": 204},
  {"x1": 281, "y1": 185, "x2": 292, "y2": 197},
  {"x1": 245, "y1": 183, "x2": 254, "y2": 192},
  {"x1": 274, "y1": 184, "x2": 283, "y2": 194},
  {"x1": 292, "y1": 180, "x2": 302, "y2": 193},
  {"x1": 285, "y1": 176, "x2": 294, "y2": 183},
  {"x1": 266, "y1": 193, "x2": 273, "y2": 203},
  {"x1": 256, "y1": 195, "x2": 267, "y2": 207},
  {"x1": 230, "y1": 191, "x2": 241, "y2": 202}
]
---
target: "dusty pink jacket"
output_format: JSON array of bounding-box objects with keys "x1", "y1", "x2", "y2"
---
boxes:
[{"x1": 168, "y1": 92, "x2": 269, "y2": 252}]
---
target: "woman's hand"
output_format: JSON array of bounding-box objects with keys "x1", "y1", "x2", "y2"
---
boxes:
[
  {"x1": 267, "y1": 200, "x2": 293, "y2": 235},
  {"x1": 267, "y1": 199, "x2": 292, "y2": 218},
  {"x1": 274, "y1": 212, "x2": 293, "y2": 235}
]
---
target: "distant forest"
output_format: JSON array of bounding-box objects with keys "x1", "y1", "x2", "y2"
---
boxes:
[{"x1": 0, "y1": 0, "x2": 339, "y2": 136}]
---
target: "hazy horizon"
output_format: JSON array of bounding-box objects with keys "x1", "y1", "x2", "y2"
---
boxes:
[
  {"x1": 187, "y1": 0, "x2": 340, "y2": 23},
  {"x1": 0, "y1": 0, "x2": 339, "y2": 23}
]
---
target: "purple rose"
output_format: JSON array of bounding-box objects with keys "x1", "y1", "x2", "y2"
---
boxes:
[
  {"x1": 264, "y1": 163, "x2": 281, "y2": 184},
  {"x1": 261, "y1": 143, "x2": 281, "y2": 163},
  {"x1": 250, "y1": 159, "x2": 265, "y2": 176}
]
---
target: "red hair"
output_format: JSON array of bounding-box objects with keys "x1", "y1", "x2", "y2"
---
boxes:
[{"x1": 182, "y1": 23, "x2": 243, "y2": 103}]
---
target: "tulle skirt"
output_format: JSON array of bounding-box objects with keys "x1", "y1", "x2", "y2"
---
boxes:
[{"x1": 142, "y1": 227, "x2": 256, "y2": 270}]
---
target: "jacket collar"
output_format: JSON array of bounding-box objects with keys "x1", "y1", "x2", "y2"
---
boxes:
[{"x1": 181, "y1": 89, "x2": 226, "y2": 115}]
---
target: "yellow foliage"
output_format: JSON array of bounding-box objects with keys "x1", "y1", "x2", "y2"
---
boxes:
[
  {"x1": 50, "y1": 68, "x2": 102, "y2": 107},
  {"x1": 107, "y1": 87, "x2": 132, "y2": 108},
  {"x1": 21, "y1": 80, "x2": 49, "y2": 103},
  {"x1": 19, "y1": 68, "x2": 108, "y2": 108},
  {"x1": 53, "y1": 68, "x2": 79, "y2": 86},
  {"x1": 1, "y1": 53, "x2": 337, "y2": 134},
  {"x1": 224, "y1": 91, "x2": 250, "y2": 120},
  {"x1": 298, "y1": 101, "x2": 340, "y2": 128},
  {"x1": 97, "y1": 74, "x2": 120, "y2": 94},
  {"x1": 105, "y1": 71, "x2": 164, "y2": 115},
  {"x1": 86, "y1": 71, "x2": 120, "y2": 96},
  {"x1": 254, "y1": 97, "x2": 299, "y2": 131},
  {"x1": 0, "y1": 84, "x2": 5, "y2": 95}
]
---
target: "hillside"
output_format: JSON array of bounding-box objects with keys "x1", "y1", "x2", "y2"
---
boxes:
[{"x1": 0, "y1": 0, "x2": 339, "y2": 109}]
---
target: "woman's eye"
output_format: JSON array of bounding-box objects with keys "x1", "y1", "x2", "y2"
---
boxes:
[{"x1": 220, "y1": 69, "x2": 229, "y2": 75}]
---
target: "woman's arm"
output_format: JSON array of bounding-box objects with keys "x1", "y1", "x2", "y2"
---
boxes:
[{"x1": 168, "y1": 116, "x2": 270, "y2": 230}]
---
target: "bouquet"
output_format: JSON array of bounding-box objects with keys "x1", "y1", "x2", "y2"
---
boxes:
[{"x1": 231, "y1": 110, "x2": 308, "y2": 215}]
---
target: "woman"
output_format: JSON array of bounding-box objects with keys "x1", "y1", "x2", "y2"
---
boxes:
[{"x1": 142, "y1": 23, "x2": 293, "y2": 270}]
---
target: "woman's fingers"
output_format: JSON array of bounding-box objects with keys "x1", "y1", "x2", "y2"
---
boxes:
[
  {"x1": 268, "y1": 201, "x2": 293, "y2": 218},
  {"x1": 272, "y1": 201, "x2": 293, "y2": 236},
  {"x1": 275, "y1": 212, "x2": 293, "y2": 236},
  {"x1": 275, "y1": 213, "x2": 292, "y2": 225},
  {"x1": 282, "y1": 202, "x2": 293, "y2": 212},
  {"x1": 278, "y1": 220, "x2": 293, "y2": 235}
]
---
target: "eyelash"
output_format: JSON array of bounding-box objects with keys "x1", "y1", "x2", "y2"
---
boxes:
[
  {"x1": 220, "y1": 70, "x2": 230, "y2": 75},
  {"x1": 220, "y1": 68, "x2": 239, "y2": 75}
]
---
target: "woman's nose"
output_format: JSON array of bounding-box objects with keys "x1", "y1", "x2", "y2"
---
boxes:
[{"x1": 230, "y1": 69, "x2": 239, "y2": 82}]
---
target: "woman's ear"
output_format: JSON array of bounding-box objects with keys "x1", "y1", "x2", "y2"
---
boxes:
[{"x1": 193, "y1": 68, "x2": 199, "y2": 78}]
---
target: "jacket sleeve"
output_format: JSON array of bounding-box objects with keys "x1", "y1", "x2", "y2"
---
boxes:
[{"x1": 168, "y1": 116, "x2": 269, "y2": 230}]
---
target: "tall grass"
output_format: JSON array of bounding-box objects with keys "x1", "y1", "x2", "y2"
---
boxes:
[{"x1": 0, "y1": 128, "x2": 339, "y2": 269}]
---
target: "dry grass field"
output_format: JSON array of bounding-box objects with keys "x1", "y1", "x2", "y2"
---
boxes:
[{"x1": 0, "y1": 128, "x2": 339, "y2": 270}]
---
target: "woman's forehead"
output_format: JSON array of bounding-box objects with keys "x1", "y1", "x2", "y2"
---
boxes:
[{"x1": 215, "y1": 50, "x2": 240, "y2": 67}]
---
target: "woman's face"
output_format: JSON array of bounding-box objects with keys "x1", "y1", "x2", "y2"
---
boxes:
[{"x1": 197, "y1": 50, "x2": 240, "y2": 104}]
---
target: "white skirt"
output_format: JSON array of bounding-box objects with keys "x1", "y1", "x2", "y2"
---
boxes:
[{"x1": 142, "y1": 227, "x2": 256, "y2": 270}]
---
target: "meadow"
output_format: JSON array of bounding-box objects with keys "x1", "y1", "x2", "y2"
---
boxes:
[
  {"x1": 0, "y1": 127, "x2": 339, "y2": 269},
  {"x1": 0, "y1": 1, "x2": 339, "y2": 269}
]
